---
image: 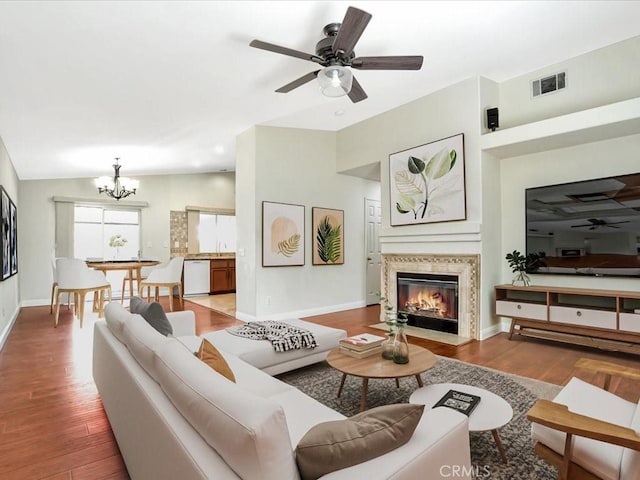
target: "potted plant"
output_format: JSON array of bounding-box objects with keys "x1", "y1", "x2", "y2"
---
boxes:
[{"x1": 505, "y1": 250, "x2": 545, "y2": 286}]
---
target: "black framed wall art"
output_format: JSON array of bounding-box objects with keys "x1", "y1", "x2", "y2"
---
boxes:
[{"x1": 1, "y1": 185, "x2": 17, "y2": 281}]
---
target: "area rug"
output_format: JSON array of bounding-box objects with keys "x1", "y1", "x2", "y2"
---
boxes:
[
  {"x1": 277, "y1": 356, "x2": 560, "y2": 479},
  {"x1": 370, "y1": 322, "x2": 472, "y2": 346}
]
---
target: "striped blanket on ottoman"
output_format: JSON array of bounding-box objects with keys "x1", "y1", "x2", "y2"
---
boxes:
[{"x1": 226, "y1": 321, "x2": 318, "y2": 352}]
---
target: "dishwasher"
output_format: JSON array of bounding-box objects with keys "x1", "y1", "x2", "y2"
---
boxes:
[{"x1": 183, "y1": 260, "x2": 210, "y2": 296}]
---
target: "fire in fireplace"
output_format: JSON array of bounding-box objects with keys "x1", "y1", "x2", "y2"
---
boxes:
[{"x1": 396, "y1": 272, "x2": 459, "y2": 334}]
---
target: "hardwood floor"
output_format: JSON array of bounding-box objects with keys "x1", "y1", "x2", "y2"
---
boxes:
[{"x1": 1, "y1": 299, "x2": 639, "y2": 478}]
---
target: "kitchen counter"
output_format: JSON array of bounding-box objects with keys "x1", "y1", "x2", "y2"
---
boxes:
[{"x1": 185, "y1": 255, "x2": 235, "y2": 260}]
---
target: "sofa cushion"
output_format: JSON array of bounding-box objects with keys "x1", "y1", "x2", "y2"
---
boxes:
[
  {"x1": 130, "y1": 296, "x2": 173, "y2": 336},
  {"x1": 620, "y1": 400, "x2": 640, "y2": 480},
  {"x1": 532, "y1": 377, "x2": 636, "y2": 480},
  {"x1": 122, "y1": 313, "x2": 167, "y2": 382},
  {"x1": 197, "y1": 338, "x2": 235, "y2": 383},
  {"x1": 104, "y1": 301, "x2": 128, "y2": 343},
  {"x1": 295, "y1": 403, "x2": 425, "y2": 480},
  {"x1": 153, "y1": 338, "x2": 300, "y2": 480}
]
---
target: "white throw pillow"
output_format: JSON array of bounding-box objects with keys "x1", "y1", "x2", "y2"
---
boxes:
[
  {"x1": 153, "y1": 338, "x2": 299, "y2": 480},
  {"x1": 122, "y1": 313, "x2": 167, "y2": 382},
  {"x1": 104, "y1": 301, "x2": 128, "y2": 343}
]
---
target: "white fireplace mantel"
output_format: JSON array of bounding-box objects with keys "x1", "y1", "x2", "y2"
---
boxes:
[{"x1": 381, "y1": 254, "x2": 480, "y2": 340}]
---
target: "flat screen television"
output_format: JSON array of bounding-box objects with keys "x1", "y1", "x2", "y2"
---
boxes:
[{"x1": 526, "y1": 172, "x2": 640, "y2": 277}]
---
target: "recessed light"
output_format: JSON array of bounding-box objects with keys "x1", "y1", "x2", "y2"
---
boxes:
[
  {"x1": 334, "y1": 109, "x2": 345, "y2": 116},
  {"x1": 214, "y1": 145, "x2": 225, "y2": 155}
]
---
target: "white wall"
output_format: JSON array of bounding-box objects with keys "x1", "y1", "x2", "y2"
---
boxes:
[
  {"x1": 0, "y1": 136, "x2": 19, "y2": 347},
  {"x1": 19, "y1": 172, "x2": 235, "y2": 305},
  {"x1": 235, "y1": 126, "x2": 380, "y2": 320},
  {"x1": 337, "y1": 77, "x2": 503, "y2": 337},
  {"x1": 500, "y1": 133, "x2": 640, "y2": 292},
  {"x1": 235, "y1": 127, "x2": 258, "y2": 318},
  {"x1": 499, "y1": 35, "x2": 640, "y2": 128}
]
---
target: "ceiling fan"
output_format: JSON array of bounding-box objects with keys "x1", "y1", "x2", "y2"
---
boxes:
[
  {"x1": 570, "y1": 218, "x2": 631, "y2": 230},
  {"x1": 249, "y1": 6, "x2": 423, "y2": 103}
]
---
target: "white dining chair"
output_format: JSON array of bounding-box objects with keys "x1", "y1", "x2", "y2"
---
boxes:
[
  {"x1": 139, "y1": 256, "x2": 184, "y2": 311},
  {"x1": 54, "y1": 258, "x2": 112, "y2": 327}
]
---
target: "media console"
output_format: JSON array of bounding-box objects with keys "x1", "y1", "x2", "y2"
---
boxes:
[{"x1": 495, "y1": 284, "x2": 640, "y2": 355}]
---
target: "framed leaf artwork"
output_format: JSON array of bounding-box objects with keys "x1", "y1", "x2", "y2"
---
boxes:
[
  {"x1": 262, "y1": 201, "x2": 305, "y2": 267},
  {"x1": 312, "y1": 207, "x2": 344, "y2": 265},
  {"x1": 389, "y1": 133, "x2": 466, "y2": 226}
]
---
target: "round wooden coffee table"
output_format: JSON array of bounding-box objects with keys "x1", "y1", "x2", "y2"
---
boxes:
[{"x1": 326, "y1": 344, "x2": 437, "y2": 412}]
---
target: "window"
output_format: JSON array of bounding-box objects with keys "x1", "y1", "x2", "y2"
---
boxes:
[
  {"x1": 198, "y1": 213, "x2": 236, "y2": 254},
  {"x1": 74, "y1": 206, "x2": 141, "y2": 260}
]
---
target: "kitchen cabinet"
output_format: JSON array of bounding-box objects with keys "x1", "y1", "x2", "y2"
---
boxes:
[{"x1": 210, "y1": 259, "x2": 235, "y2": 294}]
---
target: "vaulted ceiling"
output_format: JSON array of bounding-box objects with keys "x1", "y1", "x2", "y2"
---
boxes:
[{"x1": 0, "y1": 1, "x2": 639, "y2": 180}]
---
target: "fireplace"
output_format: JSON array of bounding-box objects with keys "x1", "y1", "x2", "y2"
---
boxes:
[
  {"x1": 397, "y1": 272, "x2": 459, "y2": 334},
  {"x1": 382, "y1": 254, "x2": 480, "y2": 340}
]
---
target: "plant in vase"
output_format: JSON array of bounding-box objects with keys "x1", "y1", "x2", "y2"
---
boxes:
[
  {"x1": 393, "y1": 312, "x2": 410, "y2": 364},
  {"x1": 505, "y1": 250, "x2": 545, "y2": 286},
  {"x1": 109, "y1": 234, "x2": 128, "y2": 259},
  {"x1": 379, "y1": 296, "x2": 396, "y2": 360}
]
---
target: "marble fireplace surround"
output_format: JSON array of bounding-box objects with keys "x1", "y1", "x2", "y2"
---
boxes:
[{"x1": 381, "y1": 254, "x2": 480, "y2": 340}]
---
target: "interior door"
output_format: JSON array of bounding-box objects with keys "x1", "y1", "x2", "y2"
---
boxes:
[{"x1": 365, "y1": 198, "x2": 382, "y2": 305}]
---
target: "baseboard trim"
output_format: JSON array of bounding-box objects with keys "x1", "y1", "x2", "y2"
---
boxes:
[
  {"x1": 0, "y1": 306, "x2": 20, "y2": 352},
  {"x1": 236, "y1": 300, "x2": 367, "y2": 323},
  {"x1": 480, "y1": 322, "x2": 505, "y2": 340}
]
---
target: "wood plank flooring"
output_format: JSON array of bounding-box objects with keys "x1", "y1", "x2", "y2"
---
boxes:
[{"x1": 1, "y1": 299, "x2": 639, "y2": 478}]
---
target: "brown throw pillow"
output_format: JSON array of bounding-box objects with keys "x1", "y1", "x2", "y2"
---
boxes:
[
  {"x1": 295, "y1": 403, "x2": 425, "y2": 480},
  {"x1": 197, "y1": 339, "x2": 236, "y2": 383}
]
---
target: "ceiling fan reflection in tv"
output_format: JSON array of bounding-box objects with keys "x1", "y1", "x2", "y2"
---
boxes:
[{"x1": 570, "y1": 218, "x2": 631, "y2": 230}]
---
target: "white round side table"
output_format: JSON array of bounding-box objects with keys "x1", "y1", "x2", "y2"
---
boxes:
[{"x1": 410, "y1": 382, "x2": 513, "y2": 463}]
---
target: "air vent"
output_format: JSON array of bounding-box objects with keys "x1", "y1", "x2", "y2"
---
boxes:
[{"x1": 532, "y1": 71, "x2": 566, "y2": 97}]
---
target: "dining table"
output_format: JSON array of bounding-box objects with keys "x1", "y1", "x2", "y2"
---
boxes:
[{"x1": 86, "y1": 259, "x2": 161, "y2": 299}]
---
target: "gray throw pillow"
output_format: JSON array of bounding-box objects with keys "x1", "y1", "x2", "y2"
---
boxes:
[
  {"x1": 295, "y1": 403, "x2": 425, "y2": 480},
  {"x1": 129, "y1": 296, "x2": 173, "y2": 336}
]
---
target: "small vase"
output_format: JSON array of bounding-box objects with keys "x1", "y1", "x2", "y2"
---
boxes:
[
  {"x1": 512, "y1": 271, "x2": 531, "y2": 287},
  {"x1": 381, "y1": 314, "x2": 396, "y2": 360},
  {"x1": 393, "y1": 321, "x2": 410, "y2": 364}
]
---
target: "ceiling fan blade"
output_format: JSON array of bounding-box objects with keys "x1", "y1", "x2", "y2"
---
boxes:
[
  {"x1": 348, "y1": 76, "x2": 367, "y2": 103},
  {"x1": 250, "y1": 40, "x2": 324, "y2": 64},
  {"x1": 275, "y1": 70, "x2": 320, "y2": 93},
  {"x1": 352, "y1": 56, "x2": 424, "y2": 70},
  {"x1": 332, "y1": 7, "x2": 372, "y2": 57}
]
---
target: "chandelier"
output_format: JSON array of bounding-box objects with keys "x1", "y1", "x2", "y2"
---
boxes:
[{"x1": 94, "y1": 158, "x2": 139, "y2": 201}]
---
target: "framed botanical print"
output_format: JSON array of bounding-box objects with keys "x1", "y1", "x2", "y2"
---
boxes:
[
  {"x1": 312, "y1": 207, "x2": 344, "y2": 265},
  {"x1": 389, "y1": 133, "x2": 466, "y2": 226},
  {"x1": 262, "y1": 201, "x2": 305, "y2": 267}
]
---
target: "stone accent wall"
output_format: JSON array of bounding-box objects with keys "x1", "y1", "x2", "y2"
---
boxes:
[
  {"x1": 382, "y1": 254, "x2": 480, "y2": 340},
  {"x1": 170, "y1": 210, "x2": 188, "y2": 258}
]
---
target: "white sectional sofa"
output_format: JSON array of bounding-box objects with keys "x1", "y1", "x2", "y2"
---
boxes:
[{"x1": 93, "y1": 302, "x2": 472, "y2": 480}]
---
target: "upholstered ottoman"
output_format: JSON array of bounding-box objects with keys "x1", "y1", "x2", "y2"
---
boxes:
[{"x1": 201, "y1": 318, "x2": 347, "y2": 375}]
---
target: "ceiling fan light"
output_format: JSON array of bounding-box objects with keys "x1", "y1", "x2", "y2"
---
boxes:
[{"x1": 317, "y1": 65, "x2": 352, "y2": 97}]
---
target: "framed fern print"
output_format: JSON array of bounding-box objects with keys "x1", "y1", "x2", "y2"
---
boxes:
[
  {"x1": 389, "y1": 133, "x2": 466, "y2": 226},
  {"x1": 262, "y1": 201, "x2": 305, "y2": 267},
  {"x1": 312, "y1": 207, "x2": 344, "y2": 265}
]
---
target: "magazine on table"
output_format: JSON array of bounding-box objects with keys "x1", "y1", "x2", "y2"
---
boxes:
[{"x1": 433, "y1": 389, "x2": 481, "y2": 416}]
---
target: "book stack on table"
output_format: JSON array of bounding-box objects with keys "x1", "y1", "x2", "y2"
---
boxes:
[{"x1": 338, "y1": 333, "x2": 385, "y2": 358}]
